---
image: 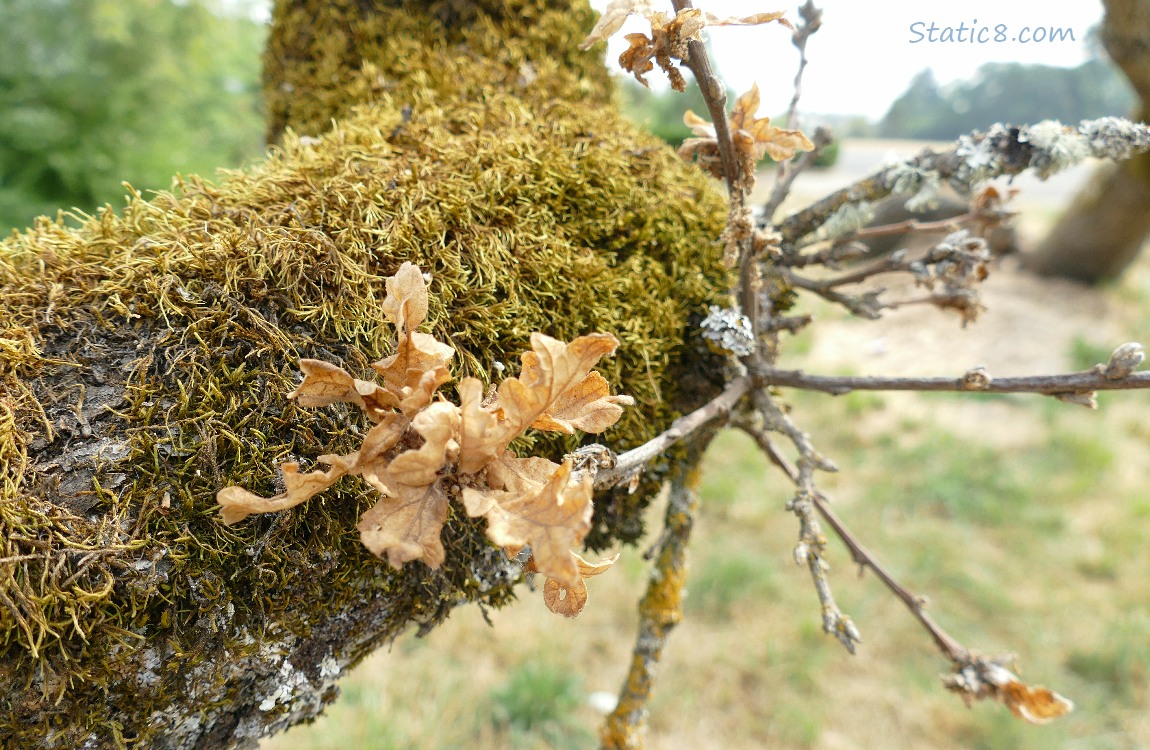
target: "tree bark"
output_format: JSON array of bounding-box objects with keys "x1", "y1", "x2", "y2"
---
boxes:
[
  {"x1": 1023, "y1": 0, "x2": 1150, "y2": 282},
  {"x1": 0, "y1": 2, "x2": 729, "y2": 747}
]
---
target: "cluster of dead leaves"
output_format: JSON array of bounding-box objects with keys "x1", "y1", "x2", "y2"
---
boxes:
[
  {"x1": 579, "y1": 1, "x2": 792, "y2": 91},
  {"x1": 216, "y1": 263, "x2": 631, "y2": 617},
  {"x1": 680, "y1": 84, "x2": 815, "y2": 185}
]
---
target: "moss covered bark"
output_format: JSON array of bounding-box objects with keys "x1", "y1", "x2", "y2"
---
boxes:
[{"x1": 0, "y1": 1, "x2": 730, "y2": 746}]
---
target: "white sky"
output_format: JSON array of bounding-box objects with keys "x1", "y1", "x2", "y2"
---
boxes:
[{"x1": 589, "y1": 0, "x2": 1106, "y2": 118}]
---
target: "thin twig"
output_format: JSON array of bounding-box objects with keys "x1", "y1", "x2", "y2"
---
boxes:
[
  {"x1": 747, "y1": 390, "x2": 864, "y2": 653},
  {"x1": 761, "y1": 1, "x2": 825, "y2": 222},
  {"x1": 761, "y1": 126, "x2": 833, "y2": 223},
  {"x1": 810, "y1": 493, "x2": 968, "y2": 661},
  {"x1": 594, "y1": 376, "x2": 749, "y2": 490},
  {"x1": 760, "y1": 361, "x2": 1150, "y2": 398}
]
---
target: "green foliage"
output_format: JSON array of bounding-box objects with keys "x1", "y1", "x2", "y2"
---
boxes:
[
  {"x1": 879, "y1": 60, "x2": 1136, "y2": 140},
  {"x1": 0, "y1": 0, "x2": 266, "y2": 233}
]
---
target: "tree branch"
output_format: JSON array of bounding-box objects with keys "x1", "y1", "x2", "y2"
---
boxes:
[
  {"x1": 775, "y1": 118, "x2": 1150, "y2": 250},
  {"x1": 601, "y1": 437, "x2": 711, "y2": 750},
  {"x1": 594, "y1": 376, "x2": 749, "y2": 490},
  {"x1": 760, "y1": 346, "x2": 1149, "y2": 400}
]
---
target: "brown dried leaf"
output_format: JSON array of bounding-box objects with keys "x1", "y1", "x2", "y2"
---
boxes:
[
  {"x1": 288, "y1": 358, "x2": 397, "y2": 422},
  {"x1": 618, "y1": 32, "x2": 657, "y2": 88},
  {"x1": 460, "y1": 452, "x2": 559, "y2": 518},
  {"x1": 480, "y1": 458, "x2": 593, "y2": 587},
  {"x1": 373, "y1": 261, "x2": 455, "y2": 403},
  {"x1": 216, "y1": 413, "x2": 408, "y2": 525},
  {"x1": 529, "y1": 370, "x2": 635, "y2": 434},
  {"x1": 943, "y1": 657, "x2": 1074, "y2": 725},
  {"x1": 398, "y1": 364, "x2": 451, "y2": 417},
  {"x1": 372, "y1": 331, "x2": 455, "y2": 403},
  {"x1": 495, "y1": 332, "x2": 621, "y2": 443},
  {"x1": 357, "y1": 476, "x2": 450, "y2": 568},
  {"x1": 579, "y1": 0, "x2": 658, "y2": 50},
  {"x1": 457, "y1": 377, "x2": 505, "y2": 475},
  {"x1": 542, "y1": 551, "x2": 620, "y2": 617},
  {"x1": 381, "y1": 261, "x2": 429, "y2": 336},
  {"x1": 387, "y1": 401, "x2": 460, "y2": 486},
  {"x1": 217, "y1": 460, "x2": 349, "y2": 525},
  {"x1": 703, "y1": 10, "x2": 792, "y2": 30}
]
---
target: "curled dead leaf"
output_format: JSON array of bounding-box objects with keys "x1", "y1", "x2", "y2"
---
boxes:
[
  {"x1": 542, "y1": 551, "x2": 620, "y2": 617},
  {"x1": 289, "y1": 359, "x2": 397, "y2": 423}
]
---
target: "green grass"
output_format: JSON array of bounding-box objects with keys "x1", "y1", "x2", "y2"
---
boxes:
[{"x1": 486, "y1": 662, "x2": 594, "y2": 750}]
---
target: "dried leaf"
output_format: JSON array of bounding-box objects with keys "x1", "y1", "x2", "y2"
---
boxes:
[
  {"x1": 381, "y1": 261, "x2": 429, "y2": 336},
  {"x1": 943, "y1": 656, "x2": 1074, "y2": 725},
  {"x1": 460, "y1": 452, "x2": 559, "y2": 518},
  {"x1": 618, "y1": 32, "x2": 657, "y2": 88},
  {"x1": 495, "y1": 332, "x2": 621, "y2": 442},
  {"x1": 372, "y1": 331, "x2": 455, "y2": 402},
  {"x1": 388, "y1": 401, "x2": 460, "y2": 486},
  {"x1": 480, "y1": 458, "x2": 593, "y2": 587},
  {"x1": 398, "y1": 364, "x2": 452, "y2": 417},
  {"x1": 357, "y1": 477, "x2": 450, "y2": 568},
  {"x1": 579, "y1": 0, "x2": 658, "y2": 50},
  {"x1": 217, "y1": 460, "x2": 349, "y2": 525},
  {"x1": 373, "y1": 261, "x2": 455, "y2": 403},
  {"x1": 529, "y1": 370, "x2": 635, "y2": 434},
  {"x1": 703, "y1": 10, "x2": 792, "y2": 30},
  {"x1": 542, "y1": 551, "x2": 620, "y2": 617},
  {"x1": 457, "y1": 377, "x2": 506, "y2": 475},
  {"x1": 289, "y1": 358, "x2": 397, "y2": 422}
]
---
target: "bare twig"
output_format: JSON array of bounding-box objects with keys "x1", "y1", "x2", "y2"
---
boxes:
[
  {"x1": 761, "y1": 126, "x2": 833, "y2": 223},
  {"x1": 760, "y1": 351, "x2": 1150, "y2": 400},
  {"x1": 759, "y1": 1, "x2": 826, "y2": 222},
  {"x1": 781, "y1": 0, "x2": 822, "y2": 131},
  {"x1": 809, "y1": 493, "x2": 968, "y2": 661},
  {"x1": 594, "y1": 376, "x2": 749, "y2": 490},
  {"x1": 601, "y1": 439, "x2": 711, "y2": 750},
  {"x1": 734, "y1": 413, "x2": 968, "y2": 662},
  {"x1": 670, "y1": 0, "x2": 738, "y2": 195},
  {"x1": 744, "y1": 390, "x2": 867, "y2": 653}
]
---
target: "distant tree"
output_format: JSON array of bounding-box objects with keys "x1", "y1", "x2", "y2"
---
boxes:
[
  {"x1": 1025, "y1": 0, "x2": 1150, "y2": 282},
  {"x1": 879, "y1": 60, "x2": 1135, "y2": 142},
  {"x1": 0, "y1": 0, "x2": 266, "y2": 233},
  {"x1": 877, "y1": 69, "x2": 952, "y2": 140}
]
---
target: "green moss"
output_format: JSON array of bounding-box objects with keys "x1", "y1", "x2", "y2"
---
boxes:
[{"x1": 0, "y1": 0, "x2": 730, "y2": 743}]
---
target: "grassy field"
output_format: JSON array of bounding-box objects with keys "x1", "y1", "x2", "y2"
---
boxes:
[{"x1": 262, "y1": 224, "x2": 1150, "y2": 749}]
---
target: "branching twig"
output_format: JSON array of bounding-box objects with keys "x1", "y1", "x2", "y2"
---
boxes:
[
  {"x1": 809, "y1": 493, "x2": 968, "y2": 661},
  {"x1": 775, "y1": 118, "x2": 1150, "y2": 250},
  {"x1": 744, "y1": 390, "x2": 868, "y2": 653},
  {"x1": 761, "y1": 126, "x2": 833, "y2": 223}
]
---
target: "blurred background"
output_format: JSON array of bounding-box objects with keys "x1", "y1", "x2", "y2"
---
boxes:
[{"x1": 5, "y1": 1, "x2": 1148, "y2": 748}]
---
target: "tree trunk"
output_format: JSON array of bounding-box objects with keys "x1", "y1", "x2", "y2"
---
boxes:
[
  {"x1": 1023, "y1": 0, "x2": 1150, "y2": 282},
  {"x1": 0, "y1": 2, "x2": 729, "y2": 747}
]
